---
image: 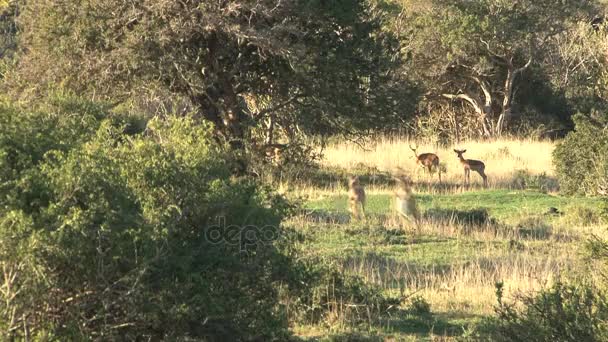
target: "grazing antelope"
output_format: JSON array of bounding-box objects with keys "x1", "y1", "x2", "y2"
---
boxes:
[
  {"x1": 348, "y1": 176, "x2": 366, "y2": 220},
  {"x1": 453, "y1": 149, "x2": 488, "y2": 187},
  {"x1": 393, "y1": 173, "x2": 419, "y2": 225},
  {"x1": 409, "y1": 144, "x2": 441, "y2": 183}
]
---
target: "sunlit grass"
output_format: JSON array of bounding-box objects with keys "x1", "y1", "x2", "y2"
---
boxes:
[{"x1": 321, "y1": 137, "x2": 555, "y2": 188}]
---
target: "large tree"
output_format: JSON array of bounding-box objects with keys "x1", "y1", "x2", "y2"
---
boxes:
[
  {"x1": 395, "y1": 0, "x2": 598, "y2": 137},
  {"x1": 9, "y1": 0, "x2": 416, "y2": 149}
]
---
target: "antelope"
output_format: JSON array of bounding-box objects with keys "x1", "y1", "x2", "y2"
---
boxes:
[
  {"x1": 348, "y1": 176, "x2": 366, "y2": 220},
  {"x1": 453, "y1": 149, "x2": 488, "y2": 187},
  {"x1": 409, "y1": 144, "x2": 441, "y2": 183},
  {"x1": 393, "y1": 173, "x2": 419, "y2": 225}
]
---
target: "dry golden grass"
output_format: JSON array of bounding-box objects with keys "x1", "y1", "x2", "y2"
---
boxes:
[{"x1": 322, "y1": 137, "x2": 555, "y2": 187}]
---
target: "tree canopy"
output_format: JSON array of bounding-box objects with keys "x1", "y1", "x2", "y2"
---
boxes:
[
  {"x1": 11, "y1": 0, "x2": 417, "y2": 149},
  {"x1": 395, "y1": 0, "x2": 601, "y2": 137}
]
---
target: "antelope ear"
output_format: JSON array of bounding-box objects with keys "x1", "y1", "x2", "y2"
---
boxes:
[
  {"x1": 462, "y1": 149, "x2": 467, "y2": 153},
  {"x1": 453, "y1": 149, "x2": 459, "y2": 153}
]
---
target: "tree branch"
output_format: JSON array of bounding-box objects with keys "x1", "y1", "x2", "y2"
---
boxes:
[
  {"x1": 471, "y1": 76, "x2": 492, "y2": 108},
  {"x1": 480, "y1": 38, "x2": 508, "y2": 62},
  {"x1": 442, "y1": 93, "x2": 483, "y2": 115},
  {"x1": 514, "y1": 56, "x2": 532, "y2": 75},
  {"x1": 253, "y1": 94, "x2": 304, "y2": 119}
]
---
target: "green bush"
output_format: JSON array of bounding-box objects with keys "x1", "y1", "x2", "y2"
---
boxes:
[
  {"x1": 487, "y1": 281, "x2": 608, "y2": 341},
  {"x1": 483, "y1": 235, "x2": 608, "y2": 341},
  {"x1": 287, "y1": 259, "x2": 399, "y2": 327},
  {"x1": 0, "y1": 99, "x2": 297, "y2": 340},
  {"x1": 553, "y1": 113, "x2": 608, "y2": 196}
]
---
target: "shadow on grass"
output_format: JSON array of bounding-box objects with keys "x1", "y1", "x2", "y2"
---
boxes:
[
  {"x1": 377, "y1": 309, "x2": 470, "y2": 338},
  {"x1": 295, "y1": 310, "x2": 474, "y2": 341},
  {"x1": 303, "y1": 209, "x2": 351, "y2": 224},
  {"x1": 292, "y1": 164, "x2": 394, "y2": 189},
  {"x1": 423, "y1": 207, "x2": 498, "y2": 227}
]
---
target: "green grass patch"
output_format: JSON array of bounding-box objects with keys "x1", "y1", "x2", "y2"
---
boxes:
[{"x1": 306, "y1": 189, "x2": 602, "y2": 224}]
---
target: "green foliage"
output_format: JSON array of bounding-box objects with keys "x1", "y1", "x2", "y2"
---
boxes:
[
  {"x1": 0, "y1": 98, "x2": 298, "y2": 340},
  {"x1": 406, "y1": 296, "x2": 431, "y2": 316},
  {"x1": 487, "y1": 281, "x2": 608, "y2": 341},
  {"x1": 482, "y1": 231, "x2": 608, "y2": 341},
  {"x1": 11, "y1": 0, "x2": 417, "y2": 148},
  {"x1": 398, "y1": 0, "x2": 599, "y2": 138},
  {"x1": 553, "y1": 113, "x2": 608, "y2": 196},
  {"x1": 0, "y1": 1, "x2": 18, "y2": 63},
  {"x1": 289, "y1": 258, "x2": 399, "y2": 326}
]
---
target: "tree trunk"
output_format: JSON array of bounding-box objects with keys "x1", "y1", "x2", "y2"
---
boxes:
[{"x1": 496, "y1": 57, "x2": 532, "y2": 136}]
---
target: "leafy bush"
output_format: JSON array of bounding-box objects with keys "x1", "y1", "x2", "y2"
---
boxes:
[
  {"x1": 0, "y1": 99, "x2": 297, "y2": 340},
  {"x1": 553, "y1": 113, "x2": 608, "y2": 196},
  {"x1": 406, "y1": 296, "x2": 432, "y2": 316},
  {"x1": 287, "y1": 259, "x2": 399, "y2": 327},
  {"x1": 488, "y1": 282, "x2": 608, "y2": 341},
  {"x1": 511, "y1": 169, "x2": 559, "y2": 193},
  {"x1": 483, "y1": 235, "x2": 608, "y2": 341}
]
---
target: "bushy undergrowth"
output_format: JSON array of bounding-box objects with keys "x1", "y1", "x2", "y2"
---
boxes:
[
  {"x1": 553, "y1": 113, "x2": 608, "y2": 196},
  {"x1": 486, "y1": 282, "x2": 608, "y2": 341},
  {"x1": 482, "y1": 235, "x2": 608, "y2": 341},
  {"x1": 511, "y1": 169, "x2": 559, "y2": 193},
  {"x1": 0, "y1": 97, "x2": 300, "y2": 340},
  {"x1": 285, "y1": 258, "x2": 400, "y2": 327}
]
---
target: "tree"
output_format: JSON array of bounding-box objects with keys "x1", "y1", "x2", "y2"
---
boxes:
[
  {"x1": 396, "y1": 0, "x2": 597, "y2": 137},
  {"x1": 542, "y1": 17, "x2": 608, "y2": 117},
  {"x1": 10, "y1": 0, "x2": 417, "y2": 150},
  {"x1": 0, "y1": 97, "x2": 298, "y2": 339}
]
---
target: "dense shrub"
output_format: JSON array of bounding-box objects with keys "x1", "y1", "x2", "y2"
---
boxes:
[
  {"x1": 553, "y1": 113, "x2": 608, "y2": 196},
  {"x1": 483, "y1": 235, "x2": 608, "y2": 341},
  {"x1": 487, "y1": 282, "x2": 608, "y2": 341},
  {"x1": 285, "y1": 258, "x2": 400, "y2": 327},
  {"x1": 0, "y1": 98, "x2": 297, "y2": 340}
]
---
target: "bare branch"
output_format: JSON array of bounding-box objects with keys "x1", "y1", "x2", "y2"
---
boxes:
[
  {"x1": 514, "y1": 56, "x2": 533, "y2": 75},
  {"x1": 442, "y1": 93, "x2": 483, "y2": 115},
  {"x1": 471, "y1": 76, "x2": 492, "y2": 107},
  {"x1": 480, "y1": 38, "x2": 507, "y2": 62}
]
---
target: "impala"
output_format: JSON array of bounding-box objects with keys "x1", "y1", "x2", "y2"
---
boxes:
[
  {"x1": 348, "y1": 176, "x2": 366, "y2": 220},
  {"x1": 393, "y1": 173, "x2": 419, "y2": 225},
  {"x1": 453, "y1": 149, "x2": 488, "y2": 187},
  {"x1": 409, "y1": 144, "x2": 441, "y2": 183}
]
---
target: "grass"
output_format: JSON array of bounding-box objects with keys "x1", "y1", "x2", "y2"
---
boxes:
[
  {"x1": 285, "y1": 137, "x2": 607, "y2": 340},
  {"x1": 305, "y1": 189, "x2": 599, "y2": 224},
  {"x1": 319, "y1": 137, "x2": 556, "y2": 189}
]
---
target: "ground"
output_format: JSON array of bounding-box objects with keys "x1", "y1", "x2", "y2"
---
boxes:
[{"x1": 284, "y1": 138, "x2": 607, "y2": 341}]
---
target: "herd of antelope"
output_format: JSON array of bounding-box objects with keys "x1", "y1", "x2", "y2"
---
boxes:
[{"x1": 348, "y1": 145, "x2": 488, "y2": 223}]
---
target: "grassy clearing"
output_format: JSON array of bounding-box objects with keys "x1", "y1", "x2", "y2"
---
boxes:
[
  {"x1": 320, "y1": 137, "x2": 556, "y2": 189},
  {"x1": 287, "y1": 137, "x2": 607, "y2": 340}
]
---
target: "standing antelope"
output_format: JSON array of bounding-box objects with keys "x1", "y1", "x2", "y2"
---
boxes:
[
  {"x1": 348, "y1": 176, "x2": 366, "y2": 220},
  {"x1": 453, "y1": 149, "x2": 488, "y2": 187},
  {"x1": 393, "y1": 173, "x2": 419, "y2": 225},
  {"x1": 409, "y1": 144, "x2": 441, "y2": 183}
]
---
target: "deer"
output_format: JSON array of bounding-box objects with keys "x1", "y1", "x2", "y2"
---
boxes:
[
  {"x1": 453, "y1": 149, "x2": 488, "y2": 187},
  {"x1": 348, "y1": 176, "x2": 366, "y2": 220},
  {"x1": 409, "y1": 144, "x2": 441, "y2": 183},
  {"x1": 393, "y1": 172, "x2": 419, "y2": 226}
]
